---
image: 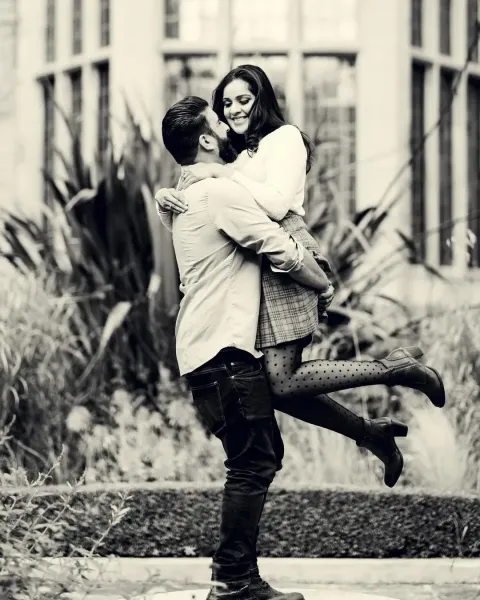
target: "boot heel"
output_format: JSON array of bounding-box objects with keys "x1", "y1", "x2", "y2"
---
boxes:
[
  {"x1": 390, "y1": 419, "x2": 408, "y2": 437},
  {"x1": 403, "y1": 346, "x2": 423, "y2": 359}
]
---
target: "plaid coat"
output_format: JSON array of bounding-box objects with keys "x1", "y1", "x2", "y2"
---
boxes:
[{"x1": 255, "y1": 212, "x2": 326, "y2": 350}]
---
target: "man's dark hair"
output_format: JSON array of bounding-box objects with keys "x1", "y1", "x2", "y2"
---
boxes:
[{"x1": 162, "y1": 96, "x2": 212, "y2": 165}]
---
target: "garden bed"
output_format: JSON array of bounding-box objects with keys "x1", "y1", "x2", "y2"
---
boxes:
[{"x1": 4, "y1": 482, "x2": 480, "y2": 558}]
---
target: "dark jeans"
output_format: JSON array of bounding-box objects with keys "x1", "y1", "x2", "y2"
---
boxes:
[{"x1": 186, "y1": 348, "x2": 284, "y2": 585}]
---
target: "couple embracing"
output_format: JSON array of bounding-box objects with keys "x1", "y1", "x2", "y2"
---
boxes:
[{"x1": 155, "y1": 64, "x2": 446, "y2": 600}]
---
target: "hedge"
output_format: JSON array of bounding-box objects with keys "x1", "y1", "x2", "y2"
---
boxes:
[{"x1": 3, "y1": 483, "x2": 480, "y2": 558}]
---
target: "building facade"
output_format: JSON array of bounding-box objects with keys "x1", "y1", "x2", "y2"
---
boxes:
[
  {"x1": 5, "y1": 0, "x2": 480, "y2": 306},
  {"x1": 0, "y1": 0, "x2": 17, "y2": 210}
]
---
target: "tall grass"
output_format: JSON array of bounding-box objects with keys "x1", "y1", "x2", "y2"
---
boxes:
[
  {"x1": 0, "y1": 265, "x2": 92, "y2": 482},
  {"x1": 400, "y1": 307, "x2": 480, "y2": 492}
]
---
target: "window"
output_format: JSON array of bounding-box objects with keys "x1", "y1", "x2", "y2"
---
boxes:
[
  {"x1": 164, "y1": 0, "x2": 218, "y2": 42},
  {"x1": 72, "y1": 0, "x2": 82, "y2": 54},
  {"x1": 233, "y1": 0, "x2": 289, "y2": 43},
  {"x1": 42, "y1": 77, "x2": 55, "y2": 204},
  {"x1": 100, "y1": 0, "x2": 110, "y2": 47},
  {"x1": 70, "y1": 70, "x2": 82, "y2": 145},
  {"x1": 164, "y1": 56, "x2": 216, "y2": 184},
  {"x1": 467, "y1": 78, "x2": 480, "y2": 268},
  {"x1": 97, "y1": 63, "x2": 109, "y2": 167},
  {"x1": 411, "y1": 0, "x2": 423, "y2": 48},
  {"x1": 45, "y1": 0, "x2": 56, "y2": 62},
  {"x1": 410, "y1": 63, "x2": 426, "y2": 263},
  {"x1": 304, "y1": 57, "x2": 356, "y2": 215},
  {"x1": 231, "y1": 55, "x2": 287, "y2": 114},
  {"x1": 165, "y1": 56, "x2": 216, "y2": 108},
  {"x1": 439, "y1": 69, "x2": 454, "y2": 265},
  {"x1": 301, "y1": 0, "x2": 357, "y2": 44},
  {"x1": 467, "y1": 0, "x2": 479, "y2": 62},
  {"x1": 439, "y1": 0, "x2": 451, "y2": 55}
]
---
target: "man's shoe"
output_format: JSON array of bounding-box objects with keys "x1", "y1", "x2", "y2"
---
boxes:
[
  {"x1": 378, "y1": 346, "x2": 446, "y2": 408},
  {"x1": 356, "y1": 417, "x2": 408, "y2": 488},
  {"x1": 249, "y1": 569, "x2": 304, "y2": 600},
  {"x1": 206, "y1": 583, "x2": 250, "y2": 600}
]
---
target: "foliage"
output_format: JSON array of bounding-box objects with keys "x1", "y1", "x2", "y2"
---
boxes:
[
  {"x1": 0, "y1": 100, "x2": 177, "y2": 405},
  {"x1": 304, "y1": 133, "x2": 447, "y2": 360},
  {"x1": 0, "y1": 419, "x2": 138, "y2": 600},
  {"x1": 0, "y1": 269, "x2": 90, "y2": 480},
  {"x1": 401, "y1": 307, "x2": 480, "y2": 492},
  {"x1": 8, "y1": 482, "x2": 480, "y2": 559}
]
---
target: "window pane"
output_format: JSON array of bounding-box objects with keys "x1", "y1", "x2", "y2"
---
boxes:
[
  {"x1": 439, "y1": 0, "x2": 451, "y2": 55},
  {"x1": 165, "y1": 56, "x2": 216, "y2": 107},
  {"x1": 45, "y1": 0, "x2": 56, "y2": 62},
  {"x1": 439, "y1": 69, "x2": 454, "y2": 265},
  {"x1": 164, "y1": 56, "x2": 216, "y2": 183},
  {"x1": 467, "y1": 78, "x2": 480, "y2": 268},
  {"x1": 304, "y1": 57, "x2": 356, "y2": 215},
  {"x1": 70, "y1": 70, "x2": 82, "y2": 149},
  {"x1": 165, "y1": 0, "x2": 219, "y2": 42},
  {"x1": 100, "y1": 0, "x2": 110, "y2": 47},
  {"x1": 42, "y1": 77, "x2": 55, "y2": 204},
  {"x1": 467, "y1": 0, "x2": 478, "y2": 62},
  {"x1": 410, "y1": 62, "x2": 426, "y2": 263},
  {"x1": 411, "y1": 0, "x2": 423, "y2": 47},
  {"x1": 97, "y1": 63, "x2": 109, "y2": 167},
  {"x1": 231, "y1": 55, "x2": 287, "y2": 115},
  {"x1": 232, "y1": 0, "x2": 288, "y2": 43},
  {"x1": 72, "y1": 0, "x2": 82, "y2": 54},
  {"x1": 301, "y1": 0, "x2": 357, "y2": 44}
]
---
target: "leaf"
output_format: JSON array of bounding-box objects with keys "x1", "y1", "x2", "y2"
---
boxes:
[
  {"x1": 373, "y1": 292, "x2": 412, "y2": 317},
  {"x1": 78, "y1": 301, "x2": 133, "y2": 384},
  {"x1": 423, "y1": 262, "x2": 450, "y2": 282},
  {"x1": 65, "y1": 188, "x2": 97, "y2": 212}
]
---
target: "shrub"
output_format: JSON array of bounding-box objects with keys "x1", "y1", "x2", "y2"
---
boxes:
[
  {"x1": 72, "y1": 388, "x2": 224, "y2": 484},
  {"x1": 0, "y1": 269, "x2": 90, "y2": 481},
  {"x1": 399, "y1": 306, "x2": 480, "y2": 493},
  {"x1": 4, "y1": 483, "x2": 478, "y2": 559},
  {"x1": 0, "y1": 419, "x2": 136, "y2": 600}
]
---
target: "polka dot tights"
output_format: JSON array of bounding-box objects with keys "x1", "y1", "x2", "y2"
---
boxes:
[{"x1": 263, "y1": 341, "x2": 391, "y2": 442}]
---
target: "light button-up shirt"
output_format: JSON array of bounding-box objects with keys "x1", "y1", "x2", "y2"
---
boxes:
[{"x1": 168, "y1": 176, "x2": 304, "y2": 375}]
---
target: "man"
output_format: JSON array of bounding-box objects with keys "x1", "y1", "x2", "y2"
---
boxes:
[{"x1": 160, "y1": 97, "x2": 334, "y2": 600}]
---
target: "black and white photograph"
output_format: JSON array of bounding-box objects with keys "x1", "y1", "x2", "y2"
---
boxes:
[{"x1": 0, "y1": 1, "x2": 479, "y2": 599}]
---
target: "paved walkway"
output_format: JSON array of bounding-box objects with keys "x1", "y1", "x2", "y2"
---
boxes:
[
  {"x1": 143, "y1": 589, "x2": 398, "y2": 600},
  {"x1": 43, "y1": 557, "x2": 480, "y2": 586}
]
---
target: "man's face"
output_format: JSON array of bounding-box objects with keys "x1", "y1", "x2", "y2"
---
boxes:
[{"x1": 203, "y1": 107, "x2": 238, "y2": 164}]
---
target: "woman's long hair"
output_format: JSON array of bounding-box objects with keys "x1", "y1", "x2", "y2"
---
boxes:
[{"x1": 212, "y1": 64, "x2": 315, "y2": 173}]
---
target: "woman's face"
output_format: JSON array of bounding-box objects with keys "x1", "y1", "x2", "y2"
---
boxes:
[{"x1": 222, "y1": 78, "x2": 255, "y2": 135}]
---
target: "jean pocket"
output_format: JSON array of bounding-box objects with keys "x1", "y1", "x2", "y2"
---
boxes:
[
  {"x1": 227, "y1": 361, "x2": 263, "y2": 378},
  {"x1": 190, "y1": 381, "x2": 226, "y2": 436},
  {"x1": 232, "y1": 369, "x2": 273, "y2": 421}
]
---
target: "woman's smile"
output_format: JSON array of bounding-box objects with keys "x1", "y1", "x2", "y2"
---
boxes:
[{"x1": 223, "y1": 78, "x2": 255, "y2": 134}]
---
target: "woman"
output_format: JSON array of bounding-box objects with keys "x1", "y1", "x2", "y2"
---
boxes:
[{"x1": 156, "y1": 65, "x2": 446, "y2": 488}]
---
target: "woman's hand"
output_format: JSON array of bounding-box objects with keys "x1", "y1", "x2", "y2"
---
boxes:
[
  {"x1": 154, "y1": 187, "x2": 188, "y2": 214},
  {"x1": 177, "y1": 163, "x2": 227, "y2": 191},
  {"x1": 318, "y1": 282, "x2": 335, "y2": 312},
  {"x1": 314, "y1": 253, "x2": 332, "y2": 274}
]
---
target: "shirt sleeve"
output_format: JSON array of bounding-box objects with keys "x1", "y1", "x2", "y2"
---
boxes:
[
  {"x1": 156, "y1": 200, "x2": 173, "y2": 232},
  {"x1": 229, "y1": 125, "x2": 307, "y2": 222},
  {"x1": 208, "y1": 179, "x2": 304, "y2": 274}
]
